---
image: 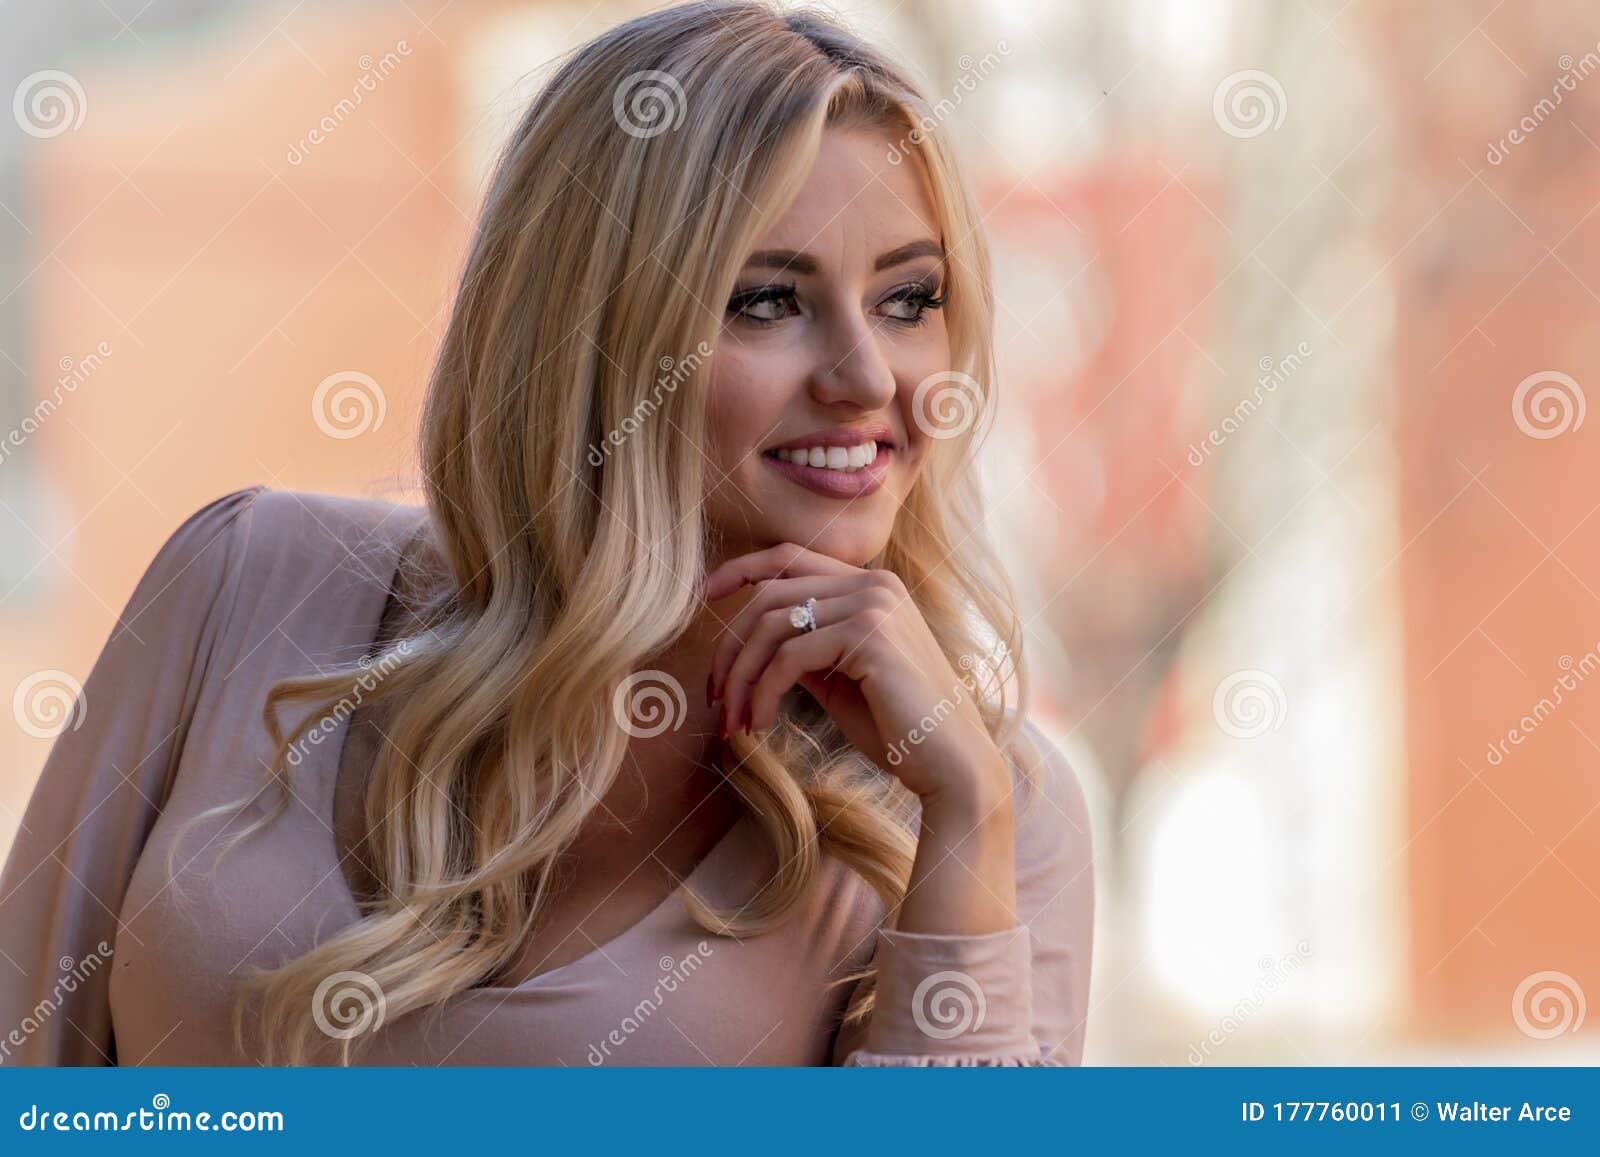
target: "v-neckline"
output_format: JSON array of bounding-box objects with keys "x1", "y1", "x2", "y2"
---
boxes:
[
  {"x1": 476, "y1": 809, "x2": 748, "y2": 992},
  {"x1": 315, "y1": 502, "x2": 747, "y2": 992}
]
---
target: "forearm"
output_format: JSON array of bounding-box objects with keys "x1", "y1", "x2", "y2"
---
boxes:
[{"x1": 894, "y1": 759, "x2": 1017, "y2": 936}]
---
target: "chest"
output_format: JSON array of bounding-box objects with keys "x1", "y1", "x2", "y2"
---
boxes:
[{"x1": 110, "y1": 692, "x2": 877, "y2": 1065}]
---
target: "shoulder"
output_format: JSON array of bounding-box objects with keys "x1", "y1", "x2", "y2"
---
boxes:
[
  {"x1": 1004, "y1": 715, "x2": 1091, "y2": 834},
  {"x1": 1000, "y1": 714, "x2": 1095, "y2": 893},
  {"x1": 155, "y1": 484, "x2": 430, "y2": 584},
  {"x1": 239, "y1": 485, "x2": 430, "y2": 558},
  {"x1": 127, "y1": 484, "x2": 432, "y2": 644}
]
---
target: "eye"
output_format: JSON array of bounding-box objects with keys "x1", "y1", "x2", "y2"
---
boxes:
[
  {"x1": 877, "y1": 280, "x2": 947, "y2": 328},
  {"x1": 726, "y1": 283, "x2": 800, "y2": 327}
]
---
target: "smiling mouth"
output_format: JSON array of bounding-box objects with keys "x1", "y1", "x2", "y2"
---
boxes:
[
  {"x1": 760, "y1": 440, "x2": 893, "y2": 498},
  {"x1": 762, "y1": 440, "x2": 888, "y2": 474}
]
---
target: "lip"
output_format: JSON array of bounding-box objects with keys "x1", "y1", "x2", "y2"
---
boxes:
[{"x1": 762, "y1": 444, "x2": 892, "y2": 499}]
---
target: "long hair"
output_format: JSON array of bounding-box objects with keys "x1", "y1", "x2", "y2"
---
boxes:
[{"x1": 175, "y1": 0, "x2": 1031, "y2": 1065}]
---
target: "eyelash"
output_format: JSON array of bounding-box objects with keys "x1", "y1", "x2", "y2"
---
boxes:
[{"x1": 725, "y1": 282, "x2": 947, "y2": 329}]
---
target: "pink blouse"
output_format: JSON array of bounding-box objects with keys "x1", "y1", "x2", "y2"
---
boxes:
[{"x1": 0, "y1": 485, "x2": 1094, "y2": 1066}]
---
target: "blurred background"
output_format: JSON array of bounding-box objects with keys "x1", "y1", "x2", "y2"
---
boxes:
[{"x1": 2, "y1": 0, "x2": 1598, "y2": 1064}]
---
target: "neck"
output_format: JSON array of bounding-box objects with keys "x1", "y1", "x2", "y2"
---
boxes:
[{"x1": 582, "y1": 589, "x2": 759, "y2": 843}]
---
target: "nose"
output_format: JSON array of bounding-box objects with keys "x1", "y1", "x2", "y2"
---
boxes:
[{"x1": 805, "y1": 312, "x2": 898, "y2": 411}]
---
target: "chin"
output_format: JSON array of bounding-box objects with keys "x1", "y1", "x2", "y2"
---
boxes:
[{"x1": 763, "y1": 519, "x2": 891, "y2": 567}]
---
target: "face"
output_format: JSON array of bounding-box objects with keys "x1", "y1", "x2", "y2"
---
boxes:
[{"x1": 703, "y1": 123, "x2": 948, "y2": 567}]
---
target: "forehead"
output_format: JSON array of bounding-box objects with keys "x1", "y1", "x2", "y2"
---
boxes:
[{"x1": 753, "y1": 123, "x2": 941, "y2": 261}]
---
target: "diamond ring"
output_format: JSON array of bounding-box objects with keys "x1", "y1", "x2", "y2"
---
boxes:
[{"x1": 788, "y1": 597, "x2": 818, "y2": 632}]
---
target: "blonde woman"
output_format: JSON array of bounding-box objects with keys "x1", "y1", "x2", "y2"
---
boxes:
[{"x1": 0, "y1": 0, "x2": 1092, "y2": 1067}]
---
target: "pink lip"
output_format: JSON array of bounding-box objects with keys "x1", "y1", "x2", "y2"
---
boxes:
[{"x1": 763, "y1": 446, "x2": 892, "y2": 499}]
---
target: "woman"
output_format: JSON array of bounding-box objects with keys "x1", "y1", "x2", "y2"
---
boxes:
[{"x1": 0, "y1": 0, "x2": 1092, "y2": 1066}]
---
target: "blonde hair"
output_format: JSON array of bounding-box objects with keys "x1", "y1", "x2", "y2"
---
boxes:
[{"x1": 177, "y1": 0, "x2": 1032, "y2": 1065}]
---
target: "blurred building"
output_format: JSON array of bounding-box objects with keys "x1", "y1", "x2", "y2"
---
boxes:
[{"x1": 2, "y1": 0, "x2": 1597, "y2": 1064}]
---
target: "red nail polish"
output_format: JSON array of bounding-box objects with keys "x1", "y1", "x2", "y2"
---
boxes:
[{"x1": 705, "y1": 672, "x2": 714, "y2": 707}]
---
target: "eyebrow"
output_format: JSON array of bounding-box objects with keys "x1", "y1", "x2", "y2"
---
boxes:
[{"x1": 741, "y1": 237, "x2": 944, "y2": 276}]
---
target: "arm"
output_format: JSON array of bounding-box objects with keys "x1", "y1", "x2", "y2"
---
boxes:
[
  {"x1": 831, "y1": 719, "x2": 1095, "y2": 1066},
  {"x1": 0, "y1": 486, "x2": 260, "y2": 1065}
]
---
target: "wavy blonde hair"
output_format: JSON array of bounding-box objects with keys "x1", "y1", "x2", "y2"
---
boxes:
[{"x1": 176, "y1": 0, "x2": 1033, "y2": 1065}]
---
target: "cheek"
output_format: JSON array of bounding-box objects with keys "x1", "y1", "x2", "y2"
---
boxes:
[
  {"x1": 706, "y1": 347, "x2": 791, "y2": 464},
  {"x1": 894, "y1": 326, "x2": 953, "y2": 390}
]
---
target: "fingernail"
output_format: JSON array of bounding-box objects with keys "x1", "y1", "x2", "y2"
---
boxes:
[
  {"x1": 705, "y1": 672, "x2": 714, "y2": 707},
  {"x1": 718, "y1": 707, "x2": 729, "y2": 741}
]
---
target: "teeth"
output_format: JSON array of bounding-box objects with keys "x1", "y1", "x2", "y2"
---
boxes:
[{"x1": 774, "y1": 442, "x2": 882, "y2": 473}]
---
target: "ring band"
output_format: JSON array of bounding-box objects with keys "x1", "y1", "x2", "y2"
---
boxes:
[{"x1": 788, "y1": 597, "x2": 818, "y2": 632}]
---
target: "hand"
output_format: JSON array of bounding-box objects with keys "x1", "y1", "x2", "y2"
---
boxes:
[{"x1": 700, "y1": 542, "x2": 1010, "y2": 807}]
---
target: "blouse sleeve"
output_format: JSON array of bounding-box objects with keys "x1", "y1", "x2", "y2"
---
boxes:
[
  {"x1": 0, "y1": 485, "x2": 260, "y2": 1065},
  {"x1": 831, "y1": 719, "x2": 1096, "y2": 1066}
]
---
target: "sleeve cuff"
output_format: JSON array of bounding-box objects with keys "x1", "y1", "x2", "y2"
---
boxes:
[{"x1": 853, "y1": 924, "x2": 1042, "y2": 1063}]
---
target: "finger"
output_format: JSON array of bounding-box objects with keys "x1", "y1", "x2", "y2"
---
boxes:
[
  {"x1": 700, "y1": 541, "x2": 855, "y2": 603},
  {"x1": 721, "y1": 592, "x2": 876, "y2": 736},
  {"x1": 709, "y1": 573, "x2": 863, "y2": 700},
  {"x1": 747, "y1": 621, "x2": 872, "y2": 732}
]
